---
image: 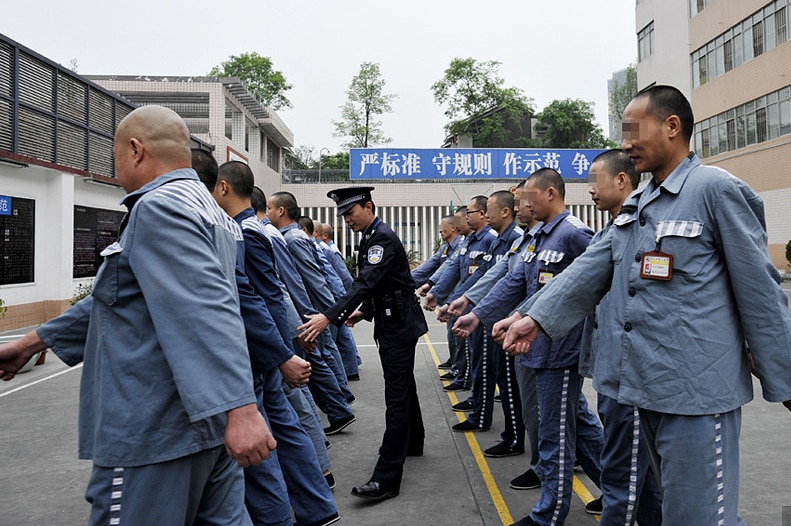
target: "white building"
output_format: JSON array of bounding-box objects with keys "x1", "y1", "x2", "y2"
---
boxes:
[{"x1": 635, "y1": 0, "x2": 791, "y2": 268}]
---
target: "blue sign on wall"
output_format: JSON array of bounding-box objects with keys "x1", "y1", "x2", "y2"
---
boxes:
[
  {"x1": 350, "y1": 148, "x2": 605, "y2": 180},
  {"x1": 0, "y1": 195, "x2": 11, "y2": 216}
]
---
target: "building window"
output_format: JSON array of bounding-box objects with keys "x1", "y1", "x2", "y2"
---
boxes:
[
  {"x1": 776, "y1": 6, "x2": 788, "y2": 45},
  {"x1": 694, "y1": 86, "x2": 791, "y2": 157},
  {"x1": 690, "y1": 0, "x2": 715, "y2": 17},
  {"x1": 692, "y1": 0, "x2": 791, "y2": 87},
  {"x1": 638, "y1": 22, "x2": 655, "y2": 62},
  {"x1": 266, "y1": 138, "x2": 280, "y2": 172}
]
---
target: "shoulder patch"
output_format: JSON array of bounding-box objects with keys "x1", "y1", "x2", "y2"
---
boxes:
[
  {"x1": 367, "y1": 245, "x2": 384, "y2": 264},
  {"x1": 564, "y1": 215, "x2": 588, "y2": 230}
]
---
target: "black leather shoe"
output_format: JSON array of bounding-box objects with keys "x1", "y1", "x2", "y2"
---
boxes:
[
  {"x1": 347, "y1": 373, "x2": 360, "y2": 381},
  {"x1": 439, "y1": 371, "x2": 456, "y2": 380},
  {"x1": 324, "y1": 415, "x2": 356, "y2": 435},
  {"x1": 350, "y1": 481, "x2": 399, "y2": 501},
  {"x1": 452, "y1": 399, "x2": 474, "y2": 412},
  {"x1": 483, "y1": 441, "x2": 524, "y2": 458},
  {"x1": 437, "y1": 360, "x2": 452, "y2": 370},
  {"x1": 452, "y1": 420, "x2": 490, "y2": 432},
  {"x1": 443, "y1": 381, "x2": 470, "y2": 392}
]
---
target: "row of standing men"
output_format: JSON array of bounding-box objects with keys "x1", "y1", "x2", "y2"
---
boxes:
[{"x1": 412, "y1": 85, "x2": 791, "y2": 526}]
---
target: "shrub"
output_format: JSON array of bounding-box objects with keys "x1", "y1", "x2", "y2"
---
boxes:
[{"x1": 70, "y1": 281, "x2": 94, "y2": 306}]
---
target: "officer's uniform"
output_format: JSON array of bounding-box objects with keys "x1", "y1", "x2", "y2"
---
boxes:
[{"x1": 324, "y1": 187, "x2": 428, "y2": 495}]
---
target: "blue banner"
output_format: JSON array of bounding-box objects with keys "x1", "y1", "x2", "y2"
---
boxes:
[
  {"x1": 0, "y1": 195, "x2": 10, "y2": 216},
  {"x1": 350, "y1": 148, "x2": 605, "y2": 180}
]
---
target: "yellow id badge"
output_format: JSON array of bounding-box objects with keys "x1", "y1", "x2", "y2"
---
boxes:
[
  {"x1": 640, "y1": 251, "x2": 673, "y2": 281},
  {"x1": 538, "y1": 271, "x2": 554, "y2": 285},
  {"x1": 468, "y1": 264, "x2": 479, "y2": 275}
]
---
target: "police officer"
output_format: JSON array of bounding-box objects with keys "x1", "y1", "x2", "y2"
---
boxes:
[{"x1": 298, "y1": 186, "x2": 427, "y2": 502}]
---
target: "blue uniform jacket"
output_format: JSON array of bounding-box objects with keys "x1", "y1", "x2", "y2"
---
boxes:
[
  {"x1": 430, "y1": 226, "x2": 497, "y2": 305},
  {"x1": 412, "y1": 235, "x2": 462, "y2": 286},
  {"x1": 464, "y1": 222, "x2": 542, "y2": 307},
  {"x1": 473, "y1": 211, "x2": 592, "y2": 368},
  {"x1": 235, "y1": 208, "x2": 295, "y2": 370},
  {"x1": 527, "y1": 153, "x2": 791, "y2": 414},
  {"x1": 281, "y1": 223, "x2": 337, "y2": 312},
  {"x1": 37, "y1": 169, "x2": 255, "y2": 467},
  {"x1": 452, "y1": 221, "x2": 523, "y2": 303}
]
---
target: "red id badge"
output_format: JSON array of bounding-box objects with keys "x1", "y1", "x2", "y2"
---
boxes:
[{"x1": 640, "y1": 250, "x2": 673, "y2": 281}]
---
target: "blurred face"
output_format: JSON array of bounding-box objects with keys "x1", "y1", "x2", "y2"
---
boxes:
[
  {"x1": 465, "y1": 199, "x2": 487, "y2": 231},
  {"x1": 439, "y1": 218, "x2": 454, "y2": 242},
  {"x1": 524, "y1": 178, "x2": 551, "y2": 222},
  {"x1": 454, "y1": 212, "x2": 471, "y2": 236},
  {"x1": 621, "y1": 96, "x2": 670, "y2": 178},
  {"x1": 587, "y1": 160, "x2": 621, "y2": 213},
  {"x1": 485, "y1": 196, "x2": 504, "y2": 232},
  {"x1": 342, "y1": 202, "x2": 374, "y2": 233},
  {"x1": 513, "y1": 186, "x2": 534, "y2": 225},
  {"x1": 266, "y1": 197, "x2": 285, "y2": 228}
]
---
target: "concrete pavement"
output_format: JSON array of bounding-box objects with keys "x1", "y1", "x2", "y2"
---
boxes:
[{"x1": 2, "y1": 311, "x2": 791, "y2": 525}]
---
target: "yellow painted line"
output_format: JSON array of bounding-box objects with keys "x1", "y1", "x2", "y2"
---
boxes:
[
  {"x1": 422, "y1": 332, "x2": 602, "y2": 524},
  {"x1": 573, "y1": 477, "x2": 600, "y2": 522},
  {"x1": 422, "y1": 334, "x2": 514, "y2": 525}
]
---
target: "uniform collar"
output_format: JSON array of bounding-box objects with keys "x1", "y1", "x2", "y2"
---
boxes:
[
  {"x1": 361, "y1": 216, "x2": 382, "y2": 242},
  {"x1": 235, "y1": 207, "x2": 256, "y2": 222},
  {"x1": 627, "y1": 151, "x2": 699, "y2": 207},
  {"x1": 536, "y1": 210, "x2": 570, "y2": 237},
  {"x1": 120, "y1": 168, "x2": 199, "y2": 210}
]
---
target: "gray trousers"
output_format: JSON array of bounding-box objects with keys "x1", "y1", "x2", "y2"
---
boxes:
[{"x1": 86, "y1": 446, "x2": 251, "y2": 526}]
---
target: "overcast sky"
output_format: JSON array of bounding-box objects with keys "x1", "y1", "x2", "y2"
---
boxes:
[{"x1": 4, "y1": 0, "x2": 637, "y2": 155}]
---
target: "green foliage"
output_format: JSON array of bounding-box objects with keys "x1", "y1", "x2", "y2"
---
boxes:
[
  {"x1": 432, "y1": 58, "x2": 534, "y2": 147},
  {"x1": 333, "y1": 62, "x2": 397, "y2": 148},
  {"x1": 70, "y1": 281, "x2": 94, "y2": 306},
  {"x1": 321, "y1": 151, "x2": 350, "y2": 170},
  {"x1": 209, "y1": 52, "x2": 293, "y2": 110},
  {"x1": 344, "y1": 255, "x2": 358, "y2": 277},
  {"x1": 533, "y1": 98, "x2": 616, "y2": 149},
  {"x1": 0, "y1": 297, "x2": 7, "y2": 319},
  {"x1": 786, "y1": 239, "x2": 791, "y2": 267},
  {"x1": 609, "y1": 64, "x2": 638, "y2": 122}
]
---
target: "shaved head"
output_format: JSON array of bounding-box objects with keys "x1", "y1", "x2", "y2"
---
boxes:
[{"x1": 114, "y1": 105, "x2": 192, "y2": 192}]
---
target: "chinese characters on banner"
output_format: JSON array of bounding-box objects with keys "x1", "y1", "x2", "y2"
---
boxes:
[{"x1": 350, "y1": 148, "x2": 605, "y2": 180}]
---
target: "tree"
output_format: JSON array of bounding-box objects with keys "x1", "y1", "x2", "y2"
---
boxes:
[
  {"x1": 431, "y1": 58, "x2": 534, "y2": 147},
  {"x1": 609, "y1": 64, "x2": 638, "y2": 124},
  {"x1": 333, "y1": 62, "x2": 396, "y2": 148},
  {"x1": 321, "y1": 151, "x2": 350, "y2": 170},
  {"x1": 533, "y1": 99, "x2": 616, "y2": 149},
  {"x1": 292, "y1": 145, "x2": 317, "y2": 169},
  {"x1": 609, "y1": 64, "x2": 638, "y2": 143},
  {"x1": 209, "y1": 52, "x2": 293, "y2": 110}
]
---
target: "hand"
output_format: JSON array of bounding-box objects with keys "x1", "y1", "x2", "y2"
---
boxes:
[
  {"x1": 436, "y1": 304, "x2": 450, "y2": 323},
  {"x1": 224, "y1": 403, "x2": 277, "y2": 467},
  {"x1": 417, "y1": 283, "x2": 431, "y2": 297},
  {"x1": 345, "y1": 310, "x2": 364, "y2": 327},
  {"x1": 279, "y1": 355, "x2": 311, "y2": 388},
  {"x1": 423, "y1": 293, "x2": 438, "y2": 311},
  {"x1": 447, "y1": 296, "x2": 470, "y2": 317},
  {"x1": 294, "y1": 333, "x2": 317, "y2": 354},
  {"x1": 492, "y1": 312, "x2": 521, "y2": 344},
  {"x1": 0, "y1": 331, "x2": 48, "y2": 381},
  {"x1": 298, "y1": 314, "x2": 331, "y2": 343},
  {"x1": 747, "y1": 352, "x2": 760, "y2": 378},
  {"x1": 503, "y1": 315, "x2": 540, "y2": 355},
  {"x1": 452, "y1": 312, "x2": 480, "y2": 338}
]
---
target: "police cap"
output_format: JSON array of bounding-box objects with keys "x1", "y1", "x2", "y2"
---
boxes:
[{"x1": 327, "y1": 186, "x2": 375, "y2": 216}]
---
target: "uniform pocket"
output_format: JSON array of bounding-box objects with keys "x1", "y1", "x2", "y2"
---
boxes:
[{"x1": 91, "y1": 253, "x2": 119, "y2": 306}]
